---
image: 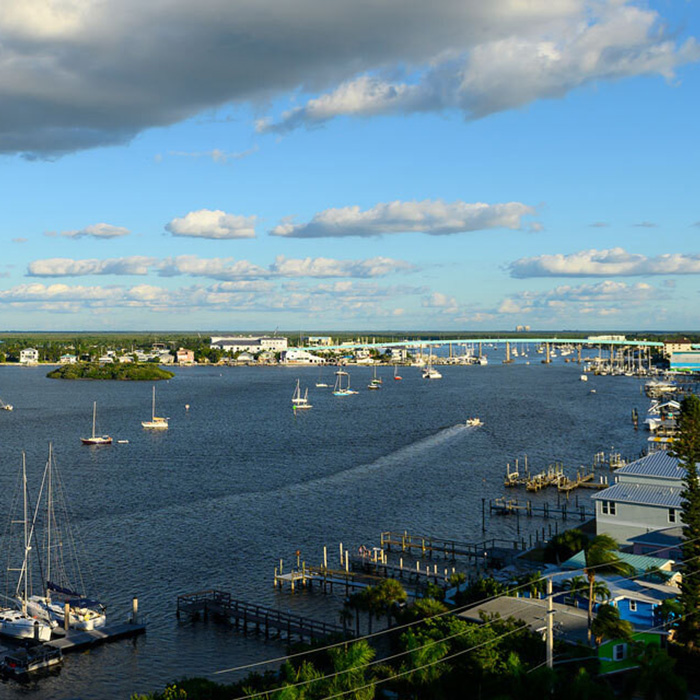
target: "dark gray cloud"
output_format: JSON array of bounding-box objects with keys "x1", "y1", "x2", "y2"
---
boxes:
[{"x1": 1, "y1": 0, "x2": 696, "y2": 156}]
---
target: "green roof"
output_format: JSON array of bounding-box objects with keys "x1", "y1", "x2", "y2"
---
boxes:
[{"x1": 561, "y1": 550, "x2": 674, "y2": 575}]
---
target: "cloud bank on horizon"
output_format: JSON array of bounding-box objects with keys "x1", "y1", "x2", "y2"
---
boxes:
[{"x1": 0, "y1": 0, "x2": 697, "y2": 156}]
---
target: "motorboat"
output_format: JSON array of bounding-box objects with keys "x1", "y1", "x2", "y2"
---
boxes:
[
  {"x1": 422, "y1": 365, "x2": 442, "y2": 380},
  {"x1": 465, "y1": 417, "x2": 483, "y2": 427},
  {"x1": 1, "y1": 645, "x2": 63, "y2": 678}
]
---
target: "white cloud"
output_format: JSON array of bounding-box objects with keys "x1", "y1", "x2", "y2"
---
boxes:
[
  {"x1": 28, "y1": 256, "x2": 156, "y2": 277},
  {"x1": 509, "y1": 248, "x2": 700, "y2": 278},
  {"x1": 61, "y1": 223, "x2": 130, "y2": 239},
  {"x1": 498, "y1": 280, "x2": 664, "y2": 315},
  {"x1": 271, "y1": 200, "x2": 535, "y2": 238},
  {"x1": 0, "y1": 0, "x2": 695, "y2": 156},
  {"x1": 421, "y1": 292, "x2": 459, "y2": 314},
  {"x1": 165, "y1": 209, "x2": 257, "y2": 239},
  {"x1": 259, "y1": 2, "x2": 699, "y2": 132},
  {"x1": 27, "y1": 254, "x2": 414, "y2": 280}
]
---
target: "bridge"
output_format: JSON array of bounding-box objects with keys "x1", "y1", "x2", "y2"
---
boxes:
[{"x1": 306, "y1": 336, "x2": 665, "y2": 351}]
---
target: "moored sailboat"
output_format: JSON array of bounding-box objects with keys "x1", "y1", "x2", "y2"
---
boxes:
[
  {"x1": 292, "y1": 379, "x2": 312, "y2": 410},
  {"x1": 81, "y1": 401, "x2": 112, "y2": 445},
  {"x1": 142, "y1": 385, "x2": 168, "y2": 429},
  {"x1": 25, "y1": 445, "x2": 107, "y2": 631},
  {"x1": 333, "y1": 369, "x2": 357, "y2": 396},
  {"x1": 0, "y1": 454, "x2": 53, "y2": 642}
]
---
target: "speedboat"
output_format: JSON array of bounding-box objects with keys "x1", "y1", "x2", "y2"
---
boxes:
[
  {"x1": 466, "y1": 417, "x2": 483, "y2": 427},
  {"x1": 0, "y1": 645, "x2": 63, "y2": 678}
]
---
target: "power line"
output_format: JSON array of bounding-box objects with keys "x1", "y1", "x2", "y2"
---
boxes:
[{"x1": 214, "y1": 535, "x2": 698, "y2": 677}]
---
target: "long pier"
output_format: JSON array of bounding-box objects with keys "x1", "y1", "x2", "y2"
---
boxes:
[
  {"x1": 176, "y1": 590, "x2": 348, "y2": 642},
  {"x1": 490, "y1": 497, "x2": 594, "y2": 521}
]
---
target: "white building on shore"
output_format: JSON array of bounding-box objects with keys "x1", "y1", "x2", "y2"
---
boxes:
[{"x1": 210, "y1": 336, "x2": 288, "y2": 354}]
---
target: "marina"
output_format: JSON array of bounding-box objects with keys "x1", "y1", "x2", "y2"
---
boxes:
[{"x1": 0, "y1": 358, "x2": 659, "y2": 698}]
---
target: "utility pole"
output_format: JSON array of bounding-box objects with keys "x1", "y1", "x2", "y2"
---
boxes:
[{"x1": 546, "y1": 576, "x2": 554, "y2": 670}]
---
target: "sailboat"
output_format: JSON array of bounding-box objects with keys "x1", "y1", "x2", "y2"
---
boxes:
[
  {"x1": 367, "y1": 365, "x2": 382, "y2": 390},
  {"x1": 315, "y1": 368, "x2": 329, "y2": 388},
  {"x1": 25, "y1": 445, "x2": 107, "y2": 631},
  {"x1": 81, "y1": 401, "x2": 112, "y2": 445},
  {"x1": 333, "y1": 369, "x2": 357, "y2": 396},
  {"x1": 0, "y1": 454, "x2": 54, "y2": 642},
  {"x1": 142, "y1": 385, "x2": 168, "y2": 429},
  {"x1": 393, "y1": 365, "x2": 402, "y2": 381},
  {"x1": 292, "y1": 379, "x2": 312, "y2": 410}
]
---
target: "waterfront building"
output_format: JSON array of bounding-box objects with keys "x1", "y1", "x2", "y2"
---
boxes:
[
  {"x1": 176, "y1": 348, "x2": 195, "y2": 365},
  {"x1": 663, "y1": 340, "x2": 694, "y2": 357},
  {"x1": 59, "y1": 354, "x2": 78, "y2": 364},
  {"x1": 592, "y1": 452, "x2": 685, "y2": 544},
  {"x1": 210, "y1": 336, "x2": 288, "y2": 353},
  {"x1": 280, "y1": 349, "x2": 324, "y2": 364},
  {"x1": 308, "y1": 336, "x2": 333, "y2": 346},
  {"x1": 19, "y1": 348, "x2": 39, "y2": 364},
  {"x1": 669, "y1": 351, "x2": 700, "y2": 371}
]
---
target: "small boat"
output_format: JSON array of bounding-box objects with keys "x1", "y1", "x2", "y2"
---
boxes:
[
  {"x1": 367, "y1": 366, "x2": 382, "y2": 390},
  {"x1": 393, "y1": 365, "x2": 402, "y2": 381},
  {"x1": 1, "y1": 645, "x2": 63, "y2": 678},
  {"x1": 422, "y1": 365, "x2": 442, "y2": 380},
  {"x1": 333, "y1": 370, "x2": 357, "y2": 396},
  {"x1": 117, "y1": 439, "x2": 129, "y2": 444},
  {"x1": 292, "y1": 379, "x2": 312, "y2": 410},
  {"x1": 0, "y1": 397, "x2": 13, "y2": 411},
  {"x1": 142, "y1": 386, "x2": 168, "y2": 429},
  {"x1": 466, "y1": 417, "x2": 483, "y2": 427},
  {"x1": 580, "y1": 374, "x2": 588, "y2": 382},
  {"x1": 81, "y1": 401, "x2": 112, "y2": 445}
]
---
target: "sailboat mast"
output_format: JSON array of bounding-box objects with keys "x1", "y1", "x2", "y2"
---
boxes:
[
  {"x1": 21, "y1": 452, "x2": 28, "y2": 612},
  {"x1": 92, "y1": 401, "x2": 97, "y2": 440},
  {"x1": 46, "y1": 444, "x2": 53, "y2": 593},
  {"x1": 152, "y1": 386, "x2": 156, "y2": 420}
]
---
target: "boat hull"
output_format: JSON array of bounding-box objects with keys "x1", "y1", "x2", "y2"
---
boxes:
[
  {"x1": 81, "y1": 436, "x2": 113, "y2": 445},
  {"x1": 0, "y1": 611, "x2": 52, "y2": 642}
]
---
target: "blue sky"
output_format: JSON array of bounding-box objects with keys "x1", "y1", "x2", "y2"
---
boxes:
[{"x1": 0, "y1": 0, "x2": 698, "y2": 331}]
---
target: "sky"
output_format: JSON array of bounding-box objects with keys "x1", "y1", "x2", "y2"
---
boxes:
[{"x1": 0, "y1": 0, "x2": 699, "y2": 332}]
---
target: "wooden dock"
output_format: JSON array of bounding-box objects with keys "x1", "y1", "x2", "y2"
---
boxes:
[
  {"x1": 176, "y1": 590, "x2": 348, "y2": 642},
  {"x1": 379, "y1": 531, "x2": 528, "y2": 561},
  {"x1": 489, "y1": 497, "x2": 594, "y2": 521},
  {"x1": 45, "y1": 622, "x2": 146, "y2": 653}
]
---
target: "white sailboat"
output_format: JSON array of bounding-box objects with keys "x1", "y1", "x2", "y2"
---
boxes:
[
  {"x1": 25, "y1": 445, "x2": 107, "y2": 631},
  {"x1": 292, "y1": 379, "x2": 312, "y2": 410},
  {"x1": 333, "y1": 369, "x2": 357, "y2": 396},
  {"x1": 0, "y1": 454, "x2": 54, "y2": 642},
  {"x1": 142, "y1": 385, "x2": 168, "y2": 429},
  {"x1": 367, "y1": 365, "x2": 382, "y2": 390},
  {"x1": 81, "y1": 401, "x2": 112, "y2": 445}
]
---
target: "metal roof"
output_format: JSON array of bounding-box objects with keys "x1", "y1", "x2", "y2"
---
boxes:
[
  {"x1": 561, "y1": 550, "x2": 675, "y2": 574},
  {"x1": 614, "y1": 451, "x2": 686, "y2": 480},
  {"x1": 591, "y1": 481, "x2": 682, "y2": 508}
]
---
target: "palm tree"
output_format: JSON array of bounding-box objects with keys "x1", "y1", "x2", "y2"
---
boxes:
[
  {"x1": 562, "y1": 575, "x2": 586, "y2": 607},
  {"x1": 372, "y1": 579, "x2": 407, "y2": 627},
  {"x1": 586, "y1": 580, "x2": 611, "y2": 606},
  {"x1": 583, "y1": 535, "x2": 634, "y2": 642},
  {"x1": 590, "y1": 603, "x2": 633, "y2": 646},
  {"x1": 326, "y1": 640, "x2": 376, "y2": 700}
]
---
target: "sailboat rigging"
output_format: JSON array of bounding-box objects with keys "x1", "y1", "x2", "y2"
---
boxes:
[{"x1": 291, "y1": 379, "x2": 312, "y2": 410}]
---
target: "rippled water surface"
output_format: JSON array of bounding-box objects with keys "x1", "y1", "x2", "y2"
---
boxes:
[{"x1": 0, "y1": 359, "x2": 650, "y2": 699}]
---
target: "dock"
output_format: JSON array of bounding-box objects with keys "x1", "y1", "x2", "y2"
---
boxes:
[
  {"x1": 176, "y1": 590, "x2": 348, "y2": 642},
  {"x1": 489, "y1": 497, "x2": 594, "y2": 521},
  {"x1": 45, "y1": 621, "x2": 146, "y2": 653}
]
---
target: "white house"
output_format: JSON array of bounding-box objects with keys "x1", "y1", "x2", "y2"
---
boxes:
[
  {"x1": 19, "y1": 348, "x2": 39, "y2": 364},
  {"x1": 592, "y1": 451, "x2": 685, "y2": 544},
  {"x1": 281, "y1": 349, "x2": 324, "y2": 364}
]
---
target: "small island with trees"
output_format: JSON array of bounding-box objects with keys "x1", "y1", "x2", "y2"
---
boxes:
[{"x1": 47, "y1": 362, "x2": 174, "y2": 381}]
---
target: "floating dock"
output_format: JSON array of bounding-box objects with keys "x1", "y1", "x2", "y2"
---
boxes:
[{"x1": 45, "y1": 621, "x2": 146, "y2": 653}]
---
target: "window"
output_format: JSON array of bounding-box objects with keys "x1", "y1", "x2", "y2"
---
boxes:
[
  {"x1": 669, "y1": 509, "x2": 677, "y2": 523},
  {"x1": 601, "y1": 500, "x2": 617, "y2": 516},
  {"x1": 613, "y1": 644, "x2": 627, "y2": 661},
  {"x1": 629, "y1": 600, "x2": 637, "y2": 612}
]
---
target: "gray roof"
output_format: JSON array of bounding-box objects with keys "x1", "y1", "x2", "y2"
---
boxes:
[
  {"x1": 591, "y1": 482, "x2": 682, "y2": 508},
  {"x1": 614, "y1": 451, "x2": 686, "y2": 480},
  {"x1": 628, "y1": 526, "x2": 685, "y2": 547},
  {"x1": 459, "y1": 596, "x2": 589, "y2": 644}
]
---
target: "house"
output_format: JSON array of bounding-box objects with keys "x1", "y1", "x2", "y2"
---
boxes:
[
  {"x1": 59, "y1": 354, "x2": 77, "y2": 364},
  {"x1": 308, "y1": 336, "x2": 333, "y2": 346},
  {"x1": 592, "y1": 451, "x2": 685, "y2": 544},
  {"x1": 280, "y1": 349, "x2": 324, "y2": 364},
  {"x1": 176, "y1": 348, "x2": 195, "y2": 365},
  {"x1": 19, "y1": 348, "x2": 39, "y2": 364},
  {"x1": 628, "y1": 526, "x2": 684, "y2": 560}
]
